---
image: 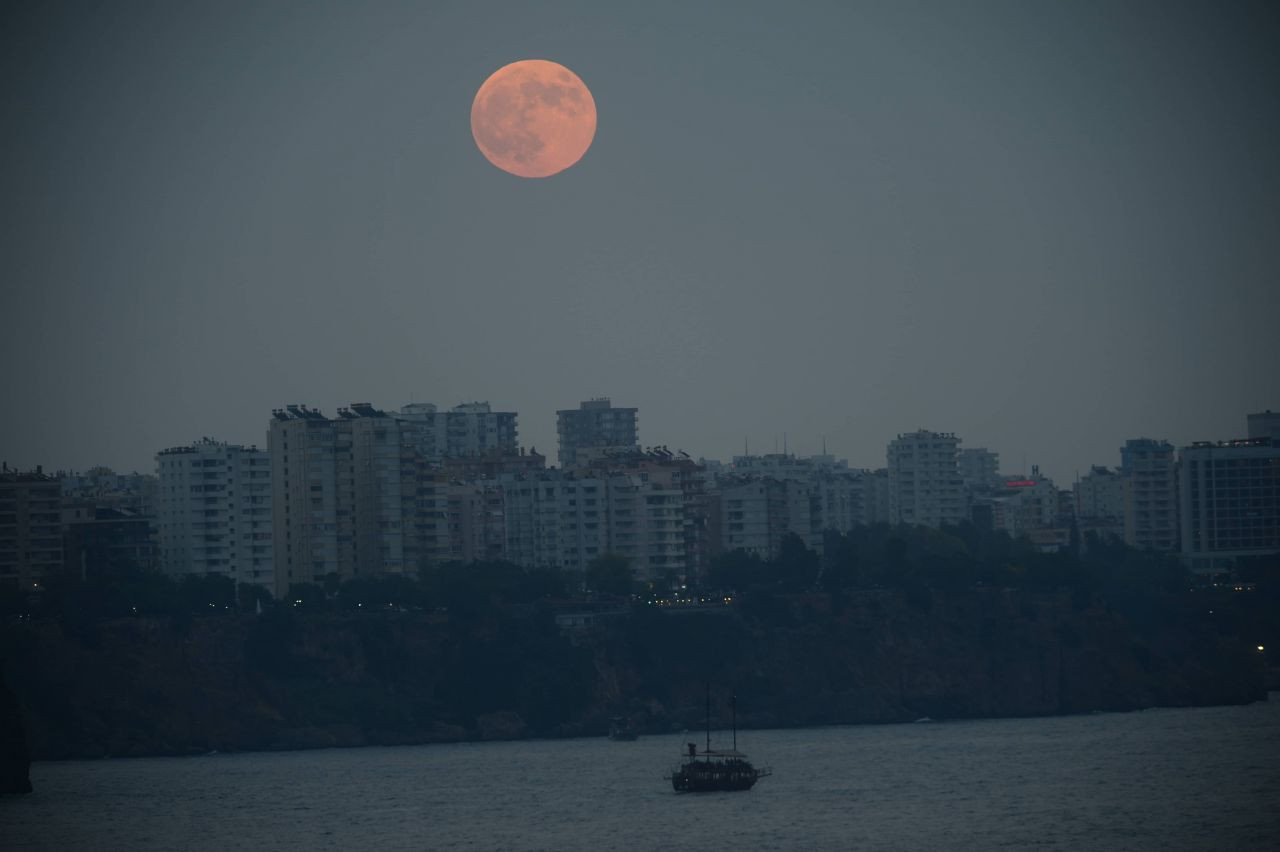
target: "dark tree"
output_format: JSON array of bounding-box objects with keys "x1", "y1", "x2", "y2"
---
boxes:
[
  {"x1": 585, "y1": 553, "x2": 635, "y2": 597},
  {"x1": 706, "y1": 549, "x2": 764, "y2": 591},
  {"x1": 772, "y1": 533, "x2": 820, "y2": 592}
]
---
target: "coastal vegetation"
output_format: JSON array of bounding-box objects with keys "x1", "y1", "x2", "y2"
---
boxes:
[{"x1": 1, "y1": 524, "x2": 1273, "y2": 760}]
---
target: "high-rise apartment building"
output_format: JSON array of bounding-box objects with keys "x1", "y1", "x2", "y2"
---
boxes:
[
  {"x1": 556, "y1": 399, "x2": 638, "y2": 467},
  {"x1": 1120, "y1": 438, "x2": 1178, "y2": 551},
  {"x1": 497, "y1": 449, "x2": 706, "y2": 581},
  {"x1": 499, "y1": 471, "x2": 571, "y2": 569},
  {"x1": 0, "y1": 466, "x2": 63, "y2": 590},
  {"x1": 1179, "y1": 437, "x2": 1280, "y2": 574},
  {"x1": 1070, "y1": 464, "x2": 1125, "y2": 543},
  {"x1": 811, "y1": 471, "x2": 866, "y2": 536},
  {"x1": 858, "y1": 469, "x2": 891, "y2": 525},
  {"x1": 59, "y1": 468, "x2": 157, "y2": 516},
  {"x1": 958, "y1": 448, "x2": 1001, "y2": 491},
  {"x1": 985, "y1": 470, "x2": 1059, "y2": 538},
  {"x1": 719, "y1": 478, "x2": 791, "y2": 559},
  {"x1": 714, "y1": 453, "x2": 879, "y2": 543},
  {"x1": 155, "y1": 439, "x2": 273, "y2": 589},
  {"x1": 268, "y1": 401, "x2": 519, "y2": 596},
  {"x1": 1247, "y1": 410, "x2": 1280, "y2": 442},
  {"x1": 887, "y1": 430, "x2": 966, "y2": 528},
  {"x1": 729, "y1": 453, "x2": 831, "y2": 481},
  {"x1": 397, "y1": 402, "x2": 518, "y2": 459},
  {"x1": 587, "y1": 450, "x2": 705, "y2": 581},
  {"x1": 446, "y1": 481, "x2": 507, "y2": 564},
  {"x1": 715, "y1": 473, "x2": 826, "y2": 558},
  {"x1": 1075, "y1": 466, "x2": 1124, "y2": 522},
  {"x1": 62, "y1": 505, "x2": 157, "y2": 575},
  {"x1": 271, "y1": 405, "x2": 434, "y2": 597}
]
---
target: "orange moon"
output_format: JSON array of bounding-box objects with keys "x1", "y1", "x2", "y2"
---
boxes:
[{"x1": 471, "y1": 60, "x2": 597, "y2": 179}]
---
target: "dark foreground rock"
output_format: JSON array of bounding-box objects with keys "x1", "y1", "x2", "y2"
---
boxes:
[
  {"x1": 0, "y1": 588, "x2": 1267, "y2": 761},
  {"x1": 0, "y1": 667, "x2": 33, "y2": 793}
]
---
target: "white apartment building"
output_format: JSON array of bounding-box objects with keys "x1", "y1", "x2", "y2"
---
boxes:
[
  {"x1": 497, "y1": 450, "x2": 705, "y2": 581},
  {"x1": 719, "y1": 453, "x2": 880, "y2": 535},
  {"x1": 609, "y1": 471, "x2": 688, "y2": 578},
  {"x1": 268, "y1": 401, "x2": 520, "y2": 596},
  {"x1": 988, "y1": 471, "x2": 1059, "y2": 538},
  {"x1": 155, "y1": 439, "x2": 273, "y2": 590},
  {"x1": 269, "y1": 404, "x2": 452, "y2": 598},
  {"x1": 446, "y1": 481, "x2": 506, "y2": 564},
  {"x1": 959, "y1": 448, "x2": 1001, "y2": 491},
  {"x1": 812, "y1": 473, "x2": 865, "y2": 535},
  {"x1": 397, "y1": 401, "x2": 518, "y2": 459},
  {"x1": 1120, "y1": 438, "x2": 1179, "y2": 551},
  {"x1": 887, "y1": 430, "x2": 967, "y2": 528},
  {"x1": 1075, "y1": 466, "x2": 1124, "y2": 521},
  {"x1": 1179, "y1": 437, "x2": 1280, "y2": 574},
  {"x1": 730, "y1": 453, "x2": 828, "y2": 480},
  {"x1": 861, "y1": 469, "x2": 893, "y2": 525},
  {"x1": 500, "y1": 471, "x2": 610, "y2": 571},
  {"x1": 719, "y1": 478, "x2": 790, "y2": 559}
]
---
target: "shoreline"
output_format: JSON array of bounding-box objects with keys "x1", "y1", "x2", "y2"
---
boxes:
[{"x1": 26, "y1": 690, "x2": 1275, "y2": 765}]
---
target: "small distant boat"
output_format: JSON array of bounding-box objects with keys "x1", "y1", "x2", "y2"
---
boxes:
[
  {"x1": 667, "y1": 686, "x2": 770, "y2": 793},
  {"x1": 608, "y1": 716, "x2": 639, "y2": 741}
]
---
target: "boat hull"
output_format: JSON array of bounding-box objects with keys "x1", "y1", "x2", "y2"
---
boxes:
[{"x1": 670, "y1": 762, "x2": 762, "y2": 793}]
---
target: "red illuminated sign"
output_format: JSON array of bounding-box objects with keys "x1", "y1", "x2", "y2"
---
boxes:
[{"x1": 1004, "y1": 480, "x2": 1036, "y2": 487}]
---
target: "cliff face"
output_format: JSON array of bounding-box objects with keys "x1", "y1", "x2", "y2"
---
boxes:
[
  {"x1": 831, "y1": 586, "x2": 1247, "y2": 719},
  {"x1": 597, "y1": 589, "x2": 1265, "y2": 733},
  {"x1": 0, "y1": 588, "x2": 1265, "y2": 760},
  {"x1": 0, "y1": 668, "x2": 32, "y2": 793}
]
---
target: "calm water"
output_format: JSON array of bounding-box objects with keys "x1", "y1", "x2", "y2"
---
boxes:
[{"x1": 4, "y1": 698, "x2": 1279, "y2": 850}]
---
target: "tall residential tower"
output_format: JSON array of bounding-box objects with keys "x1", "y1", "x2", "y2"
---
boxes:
[
  {"x1": 1120, "y1": 438, "x2": 1178, "y2": 551},
  {"x1": 155, "y1": 439, "x2": 273, "y2": 590},
  {"x1": 0, "y1": 466, "x2": 63, "y2": 590},
  {"x1": 887, "y1": 430, "x2": 966, "y2": 528},
  {"x1": 556, "y1": 399, "x2": 638, "y2": 467}
]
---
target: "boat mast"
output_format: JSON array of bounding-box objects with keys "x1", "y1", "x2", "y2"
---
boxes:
[{"x1": 732, "y1": 694, "x2": 737, "y2": 752}]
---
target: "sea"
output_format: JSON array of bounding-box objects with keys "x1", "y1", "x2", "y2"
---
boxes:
[{"x1": 4, "y1": 697, "x2": 1278, "y2": 851}]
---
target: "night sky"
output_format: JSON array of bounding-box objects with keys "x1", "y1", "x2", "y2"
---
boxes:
[{"x1": 3, "y1": 0, "x2": 1277, "y2": 482}]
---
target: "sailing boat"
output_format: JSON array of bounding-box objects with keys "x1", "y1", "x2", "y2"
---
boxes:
[{"x1": 667, "y1": 686, "x2": 771, "y2": 793}]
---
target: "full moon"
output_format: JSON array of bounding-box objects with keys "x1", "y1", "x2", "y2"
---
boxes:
[{"x1": 471, "y1": 59, "x2": 597, "y2": 179}]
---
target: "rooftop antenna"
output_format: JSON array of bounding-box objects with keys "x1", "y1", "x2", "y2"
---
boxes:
[{"x1": 822, "y1": 435, "x2": 827, "y2": 456}]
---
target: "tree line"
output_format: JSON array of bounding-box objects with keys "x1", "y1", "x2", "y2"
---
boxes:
[{"x1": 0, "y1": 520, "x2": 1263, "y2": 628}]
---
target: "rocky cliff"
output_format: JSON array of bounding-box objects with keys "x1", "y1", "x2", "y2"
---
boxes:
[
  {"x1": 1, "y1": 588, "x2": 1265, "y2": 760},
  {"x1": 0, "y1": 667, "x2": 32, "y2": 793}
]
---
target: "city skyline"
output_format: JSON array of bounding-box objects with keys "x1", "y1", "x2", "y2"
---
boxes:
[
  {"x1": 10, "y1": 406, "x2": 1273, "y2": 597},
  {"x1": 3, "y1": 2, "x2": 1277, "y2": 496},
  {"x1": 9, "y1": 395, "x2": 1273, "y2": 490}
]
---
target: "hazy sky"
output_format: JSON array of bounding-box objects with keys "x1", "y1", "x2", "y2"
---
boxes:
[{"x1": 3, "y1": 0, "x2": 1277, "y2": 483}]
